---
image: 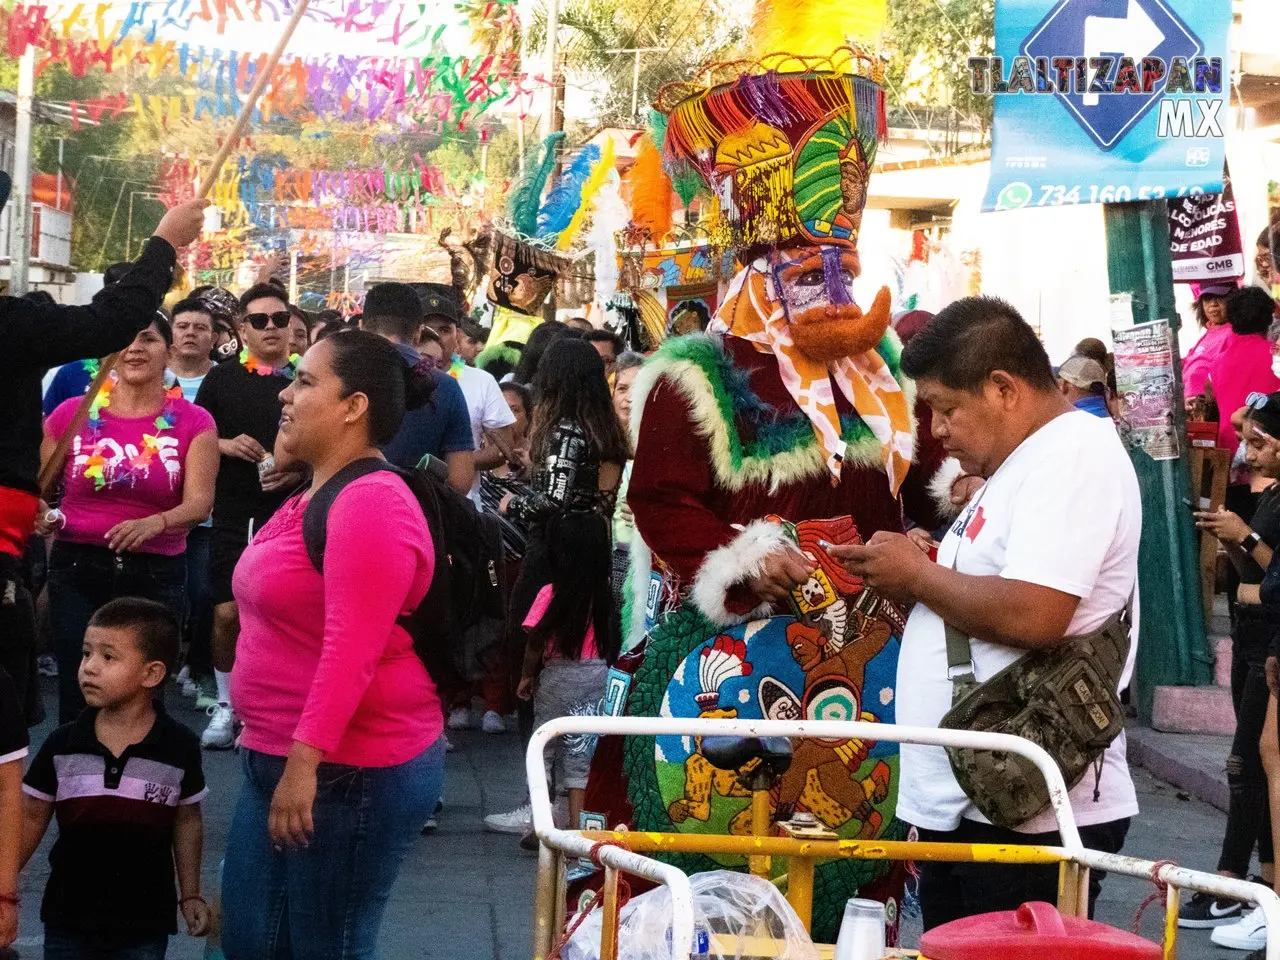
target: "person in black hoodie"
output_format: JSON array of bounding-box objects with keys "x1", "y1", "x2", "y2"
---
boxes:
[{"x1": 0, "y1": 172, "x2": 206, "y2": 718}]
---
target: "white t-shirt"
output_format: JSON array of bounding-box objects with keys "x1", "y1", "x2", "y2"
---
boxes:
[
  {"x1": 455, "y1": 363, "x2": 517, "y2": 504},
  {"x1": 896, "y1": 410, "x2": 1142, "y2": 834}
]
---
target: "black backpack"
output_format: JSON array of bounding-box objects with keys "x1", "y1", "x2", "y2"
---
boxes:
[{"x1": 301, "y1": 457, "x2": 506, "y2": 687}]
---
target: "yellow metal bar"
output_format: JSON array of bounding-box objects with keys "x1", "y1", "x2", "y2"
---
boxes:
[
  {"x1": 532, "y1": 844, "x2": 558, "y2": 960},
  {"x1": 579, "y1": 831, "x2": 1067, "y2": 865},
  {"x1": 600, "y1": 867, "x2": 620, "y2": 960},
  {"x1": 789, "y1": 856, "x2": 816, "y2": 933},
  {"x1": 1163, "y1": 882, "x2": 1179, "y2": 960},
  {"x1": 748, "y1": 789, "x2": 772, "y2": 878}
]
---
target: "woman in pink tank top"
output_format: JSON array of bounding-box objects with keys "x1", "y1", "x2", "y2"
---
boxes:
[{"x1": 40, "y1": 315, "x2": 217, "y2": 723}]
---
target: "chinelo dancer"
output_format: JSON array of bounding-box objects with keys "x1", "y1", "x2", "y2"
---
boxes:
[{"x1": 568, "y1": 0, "x2": 975, "y2": 942}]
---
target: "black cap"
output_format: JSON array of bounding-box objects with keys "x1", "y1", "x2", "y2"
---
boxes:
[
  {"x1": 415, "y1": 282, "x2": 461, "y2": 324},
  {"x1": 364, "y1": 282, "x2": 427, "y2": 323}
]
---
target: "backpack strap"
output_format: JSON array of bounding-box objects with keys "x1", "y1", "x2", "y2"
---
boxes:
[
  {"x1": 944, "y1": 621, "x2": 977, "y2": 685},
  {"x1": 301, "y1": 457, "x2": 395, "y2": 572}
]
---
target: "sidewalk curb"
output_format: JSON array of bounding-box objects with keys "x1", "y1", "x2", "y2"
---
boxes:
[{"x1": 1128, "y1": 726, "x2": 1229, "y2": 814}]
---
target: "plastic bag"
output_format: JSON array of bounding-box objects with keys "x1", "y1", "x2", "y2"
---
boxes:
[{"x1": 562, "y1": 870, "x2": 819, "y2": 960}]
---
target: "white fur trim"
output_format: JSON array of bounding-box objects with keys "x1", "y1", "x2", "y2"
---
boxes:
[
  {"x1": 927, "y1": 457, "x2": 968, "y2": 521},
  {"x1": 690, "y1": 519, "x2": 793, "y2": 627}
]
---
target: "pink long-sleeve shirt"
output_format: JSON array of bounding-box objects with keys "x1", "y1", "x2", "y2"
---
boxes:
[{"x1": 231, "y1": 471, "x2": 442, "y2": 767}]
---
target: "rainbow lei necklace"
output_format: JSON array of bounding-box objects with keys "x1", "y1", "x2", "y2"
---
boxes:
[
  {"x1": 240, "y1": 348, "x2": 300, "y2": 380},
  {"x1": 447, "y1": 354, "x2": 466, "y2": 380},
  {"x1": 81, "y1": 381, "x2": 184, "y2": 491}
]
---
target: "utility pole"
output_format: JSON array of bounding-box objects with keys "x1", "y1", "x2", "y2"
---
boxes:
[
  {"x1": 541, "y1": 0, "x2": 560, "y2": 141},
  {"x1": 606, "y1": 47, "x2": 663, "y2": 120},
  {"x1": 11, "y1": 46, "x2": 35, "y2": 296}
]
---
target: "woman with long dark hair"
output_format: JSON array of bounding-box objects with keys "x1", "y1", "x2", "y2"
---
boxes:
[
  {"x1": 487, "y1": 339, "x2": 626, "y2": 841},
  {"x1": 220, "y1": 330, "x2": 444, "y2": 959},
  {"x1": 517, "y1": 509, "x2": 620, "y2": 833}
]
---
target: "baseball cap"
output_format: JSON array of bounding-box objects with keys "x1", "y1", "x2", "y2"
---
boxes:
[
  {"x1": 414, "y1": 282, "x2": 462, "y2": 324},
  {"x1": 1199, "y1": 283, "x2": 1236, "y2": 299},
  {"x1": 1058, "y1": 354, "x2": 1107, "y2": 389}
]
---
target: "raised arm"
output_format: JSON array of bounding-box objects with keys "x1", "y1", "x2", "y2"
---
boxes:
[{"x1": 0, "y1": 200, "x2": 206, "y2": 374}]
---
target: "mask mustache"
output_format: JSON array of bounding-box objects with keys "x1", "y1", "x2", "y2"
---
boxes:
[{"x1": 787, "y1": 286, "x2": 893, "y2": 363}]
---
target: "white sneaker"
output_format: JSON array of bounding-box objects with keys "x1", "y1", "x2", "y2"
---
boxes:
[
  {"x1": 201, "y1": 703, "x2": 238, "y2": 750},
  {"x1": 484, "y1": 803, "x2": 532, "y2": 834},
  {"x1": 481, "y1": 710, "x2": 506, "y2": 734},
  {"x1": 447, "y1": 707, "x2": 473, "y2": 731},
  {"x1": 1212, "y1": 906, "x2": 1268, "y2": 951}
]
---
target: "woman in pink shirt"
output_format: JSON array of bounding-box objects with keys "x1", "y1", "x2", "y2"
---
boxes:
[
  {"x1": 40, "y1": 315, "x2": 217, "y2": 723},
  {"x1": 1208, "y1": 288, "x2": 1280, "y2": 452},
  {"x1": 221, "y1": 330, "x2": 443, "y2": 959}
]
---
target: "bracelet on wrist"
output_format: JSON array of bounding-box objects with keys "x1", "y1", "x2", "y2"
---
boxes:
[{"x1": 179, "y1": 894, "x2": 206, "y2": 906}]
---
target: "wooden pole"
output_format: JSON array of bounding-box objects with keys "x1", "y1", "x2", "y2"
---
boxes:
[{"x1": 37, "y1": 0, "x2": 313, "y2": 501}]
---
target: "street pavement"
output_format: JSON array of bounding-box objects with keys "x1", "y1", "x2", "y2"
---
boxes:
[{"x1": 8, "y1": 680, "x2": 1268, "y2": 959}]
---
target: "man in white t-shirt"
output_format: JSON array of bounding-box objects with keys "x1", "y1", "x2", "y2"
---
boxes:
[
  {"x1": 420, "y1": 285, "x2": 518, "y2": 506},
  {"x1": 830, "y1": 296, "x2": 1141, "y2": 930}
]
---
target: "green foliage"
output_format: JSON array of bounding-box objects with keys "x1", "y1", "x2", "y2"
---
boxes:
[{"x1": 885, "y1": 0, "x2": 994, "y2": 151}]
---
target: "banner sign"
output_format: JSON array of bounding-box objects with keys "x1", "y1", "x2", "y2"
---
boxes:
[
  {"x1": 1168, "y1": 164, "x2": 1243, "y2": 282},
  {"x1": 979, "y1": 0, "x2": 1231, "y2": 213}
]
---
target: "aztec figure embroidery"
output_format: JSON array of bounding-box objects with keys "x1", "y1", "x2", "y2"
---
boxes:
[{"x1": 606, "y1": 516, "x2": 906, "y2": 937}]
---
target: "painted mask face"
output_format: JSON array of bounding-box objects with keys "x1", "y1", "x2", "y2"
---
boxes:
[{"x1": 771, "y1": 246, "x2": 890, "y2": 363}]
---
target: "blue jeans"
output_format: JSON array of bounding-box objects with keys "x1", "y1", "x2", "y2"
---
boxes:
[
  {"x1": 48, "y1": 541, "x2": 186, "y2": 724},
  {"x1": 221, "y1": 739, "x2": 445, "y2": 960},
  {"x1": 44, "y1": 926, "x2": 168, "y2": 960}
]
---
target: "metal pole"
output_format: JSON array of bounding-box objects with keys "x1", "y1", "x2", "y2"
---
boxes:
[
  {"x1": 541, "y1": 0, "x2": 559, "y2": 140},
  {"x1": 55, "y1": 137, "x2": 63, "y2": 211},
  {"x1": 11, "y1": 46, "x2": 35, "y2": 296},
  {"x1": 125, "y1": 190, "x2": 136, "y2": 262},
  {"x1": 632, "y1": 48, "x2": 642, "y2": 119},
  {"x1": 289, "y1": 248, "x2": 298, "y2": 303}
]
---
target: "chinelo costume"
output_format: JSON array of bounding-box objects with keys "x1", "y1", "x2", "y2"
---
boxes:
[{"x1": 571, "y1": 0, "x2": 966, "y2": 942}]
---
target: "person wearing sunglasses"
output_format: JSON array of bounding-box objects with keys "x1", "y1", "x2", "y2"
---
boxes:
[{"x1": 194, "y1": 283, "x2": 302, "y2": 750}]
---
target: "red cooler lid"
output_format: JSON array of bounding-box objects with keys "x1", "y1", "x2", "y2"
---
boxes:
[{"x1": 919, "y1": 902, "x2": 1162, "y2": 960}]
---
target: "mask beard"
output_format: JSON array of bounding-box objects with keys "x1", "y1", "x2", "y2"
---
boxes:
[{"x1": 788, "y1": 286, "x2": 893, "y2": 363}]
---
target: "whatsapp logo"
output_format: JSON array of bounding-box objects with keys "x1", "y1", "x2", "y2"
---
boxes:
[{"x1": 996, "y1": 182, "x2": 1033, "y2": 210}]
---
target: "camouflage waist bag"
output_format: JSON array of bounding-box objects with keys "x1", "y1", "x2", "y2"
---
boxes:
[{"x1": 938, "y1": 601, "x2": 1131, "y2": 829}]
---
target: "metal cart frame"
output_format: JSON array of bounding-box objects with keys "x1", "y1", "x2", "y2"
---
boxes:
[{"x1": 527, "y1": 716, "x2": 1280, "y2": 960}]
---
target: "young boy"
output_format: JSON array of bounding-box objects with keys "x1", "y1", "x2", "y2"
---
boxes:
[
  {"x1": 21, "y1": 597, "x2": 209, "y2": 959},
  {"x1": 0, "y1": 666, "x2": 27, "y2": 949}
]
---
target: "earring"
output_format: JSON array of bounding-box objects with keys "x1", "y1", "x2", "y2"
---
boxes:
[{"x1": 344, "y1": 417, "x2": 353, "y2": 424}]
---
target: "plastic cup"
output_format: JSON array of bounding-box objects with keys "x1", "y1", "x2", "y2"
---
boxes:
[
  {"x1": 834, "y1": 898, "x2": 886, "y2": 960},
  {"x1": 257, "y1": 455, "x2": 275, "y2": 488}
]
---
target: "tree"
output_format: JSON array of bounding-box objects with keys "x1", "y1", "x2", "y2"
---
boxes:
[
  {"x1": 524, "y1": 0, "x2": 742, "y2": 127},
  {"x1": 884, "y1": 0, "x2": 994, "y2": 154}
]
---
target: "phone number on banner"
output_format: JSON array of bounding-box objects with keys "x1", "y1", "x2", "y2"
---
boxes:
[{"x1": 994, "y1": 182, "x2": 1208, "y2": 209}]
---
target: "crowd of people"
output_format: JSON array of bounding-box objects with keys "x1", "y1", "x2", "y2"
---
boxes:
[{"x1": 2, "y1": 191, "x2": 1280, "y2": 960}]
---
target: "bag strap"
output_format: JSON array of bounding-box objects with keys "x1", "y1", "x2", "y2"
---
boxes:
[
  {"x1": 944, "y1": 621, "x2": 977, "y2": 684},
  {"x1": 301, "y1": 457, "x2": 394, "y2": 572}
]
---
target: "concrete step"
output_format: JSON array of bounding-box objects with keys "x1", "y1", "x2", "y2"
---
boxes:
[
  {"x1": 1128, "y1": 724, "x2": 1229, "y2": 812},
  {"x1": 1151, "y1": 684, "x2": 1235, "y2": 735}
]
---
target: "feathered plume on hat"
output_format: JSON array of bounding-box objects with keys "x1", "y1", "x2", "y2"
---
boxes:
[{"x1": 654, "y1": 0, "x2": 888, "y2": 255}]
